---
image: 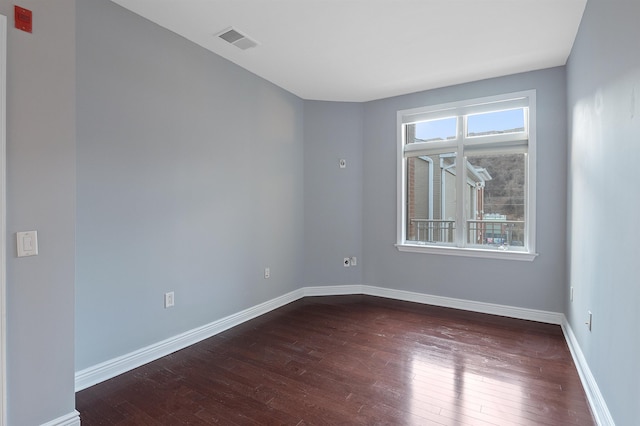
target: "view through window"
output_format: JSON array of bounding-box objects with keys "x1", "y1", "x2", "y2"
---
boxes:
[{"x1": 397, "y1": 92, "x2": 536, "y2": 260}]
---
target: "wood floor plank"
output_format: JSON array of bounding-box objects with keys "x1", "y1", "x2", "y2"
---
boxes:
[{"x1": 77, "y1": 295, "x2": 594, "y2": 425}]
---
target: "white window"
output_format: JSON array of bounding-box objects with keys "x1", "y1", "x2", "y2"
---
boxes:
[{"x1": 396, "y1": 91, "x2": 537, "y2": 261}]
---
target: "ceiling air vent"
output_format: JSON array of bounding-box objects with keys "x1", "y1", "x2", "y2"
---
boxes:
[{"x1": 217, "y1": 28, "x2": 258, "y2": 50}]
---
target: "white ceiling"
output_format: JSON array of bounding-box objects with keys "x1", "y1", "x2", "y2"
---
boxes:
[{"x1": 110, "y1": 0, "x2": 587, "y2": 102}]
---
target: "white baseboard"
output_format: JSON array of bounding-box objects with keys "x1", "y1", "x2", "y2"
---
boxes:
[
  {"x1": 75, "y1": 288, "x2": 305, "y2": 391},
  {"x1": 362, "y1": 285, "x2": 564, "y2": 324},
  {"x1": 40, "y1": 411, "x2": 80, "y2": 426},
  {"x1": 302, "y1": 284, "x2": 364, "y2": 297},
  {"x1": 75, "y1": 285, "x2": 563, "y2": 393},
  {"x1": 561, "y1": 318, "x2": 615, "y2": 426}
]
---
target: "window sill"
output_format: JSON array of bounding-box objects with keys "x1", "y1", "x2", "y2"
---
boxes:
[{"x1": 395, "y1": 243, "x2": 538, "y2": 261}]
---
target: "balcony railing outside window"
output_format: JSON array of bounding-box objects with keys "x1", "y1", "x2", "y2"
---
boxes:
[
  {"x1": 409, "y1": 219, "x2": 455, "y2": 243},
  {"x1": 409, "y1": 219, "x2": 525, "y2": 248},
  {"x1": 467, "y1": 220, "x2": 525, "y2": 247}
]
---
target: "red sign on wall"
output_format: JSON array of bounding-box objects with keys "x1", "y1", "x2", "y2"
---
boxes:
[{"x1": 15, "y1": 5, "x2": 32, "y2": 33}]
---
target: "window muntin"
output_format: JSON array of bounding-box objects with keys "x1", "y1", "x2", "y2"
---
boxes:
[{"x1": 397, "y1": 91, "x2": 536, "y2": 260}]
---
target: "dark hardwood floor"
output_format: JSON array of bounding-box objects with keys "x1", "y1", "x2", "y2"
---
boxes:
[{"x1": 76, "y1": 295, "x2": 595, "y2": 425}]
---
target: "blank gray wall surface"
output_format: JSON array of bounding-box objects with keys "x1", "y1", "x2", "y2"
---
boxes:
[
  {"x1": 0, "y1": 0, "x2": 77, "y2": 424},
  {"x1": 362, "y1": 68, "x2": 568, "y2": 312},
  {"x1": 566, "y1": 0, "x2": 640, "y2": 423},
  {"x1": 76, "y1": 0, "x2": 304, "y2": 370},
  {"x1": 303, "y1": 101, "x2": 363, "y2": 285}
]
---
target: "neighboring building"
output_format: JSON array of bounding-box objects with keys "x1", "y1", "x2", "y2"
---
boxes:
[{"x1": 407, "y1": 152, "x2": 491, "y2": 243}]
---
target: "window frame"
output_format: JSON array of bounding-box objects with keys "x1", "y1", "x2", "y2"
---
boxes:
[{"x1": 396, "y1": 91, "x2": 538, "y2": 261}]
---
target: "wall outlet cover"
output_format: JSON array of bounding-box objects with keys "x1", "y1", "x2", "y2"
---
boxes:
[
  {"x1": 164, "y1": 292, "x2": 175, "y2": 308},
  {"x1": 17, "y1": 230, "x2": 38, "y2": 257}
]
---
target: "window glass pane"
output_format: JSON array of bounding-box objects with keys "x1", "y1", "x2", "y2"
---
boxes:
[
  {"x1": 465, "y1": 153, "x2": 525, "y2": 248},
  {"x1": 407, "y1": 117, "x2": 457, "y2": 144},
  {"x1": 406, "y1": 153, "x2": 457, "y2": 243},
  {"x1": 467, "y1": 108, "x2": 525, "y2": 137}
]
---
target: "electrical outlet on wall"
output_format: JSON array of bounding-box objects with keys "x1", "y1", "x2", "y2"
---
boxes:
[
  {"x1": 343, "y1": 256, "x2": 358, "y2": 267},
  {"x1": 164, "y1": 291, "x2": 175, "y2": 308}
]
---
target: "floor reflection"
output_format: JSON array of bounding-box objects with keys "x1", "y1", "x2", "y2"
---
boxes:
[{"x1": 409, "y1": 347, "x2": 525, "y2": 424}]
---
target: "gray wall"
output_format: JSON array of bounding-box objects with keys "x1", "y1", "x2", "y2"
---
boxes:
[
  {"x1": 362, "y1": 68, "x2": 568, "y2": 312},
  {"x1": 0, "y1": 0, "x2": 77, "y2": 424},
  {"x1": 76, "y1": 0, "x2": 304, "y2": 370},
  {"x1": 566, "y1": 0, "x2": 640, "y2": 424},
  {"x1": 303, "y1": 101, "x2": 363, "y2": 285}
]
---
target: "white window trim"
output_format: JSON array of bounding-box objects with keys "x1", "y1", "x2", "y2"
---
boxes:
[{"x1": 396, "y1": 90, "x2": 538, "y2": 261}]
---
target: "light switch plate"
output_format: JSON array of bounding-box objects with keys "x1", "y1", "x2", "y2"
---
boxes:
[{"x1": 17, "y1": 231, "x2": 38, "y2": 257}]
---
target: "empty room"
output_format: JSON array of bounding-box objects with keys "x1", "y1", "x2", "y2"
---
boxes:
[{"x1": 1, "y1": 0, "x2": 638, "y2": 425}]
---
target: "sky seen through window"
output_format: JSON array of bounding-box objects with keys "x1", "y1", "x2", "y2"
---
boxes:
[{"x1": 414, "y1": 108, "x2": 525, "y2": 141}]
